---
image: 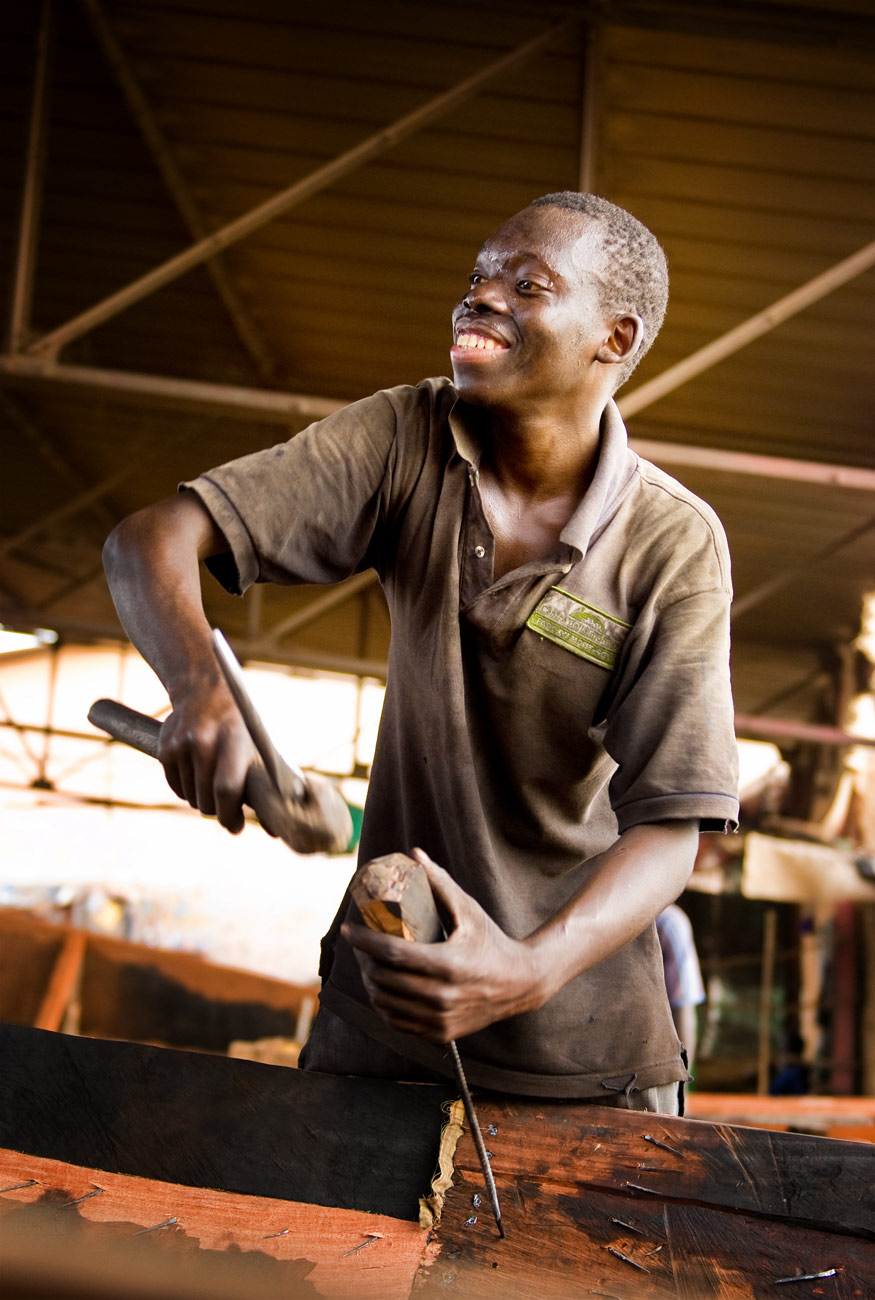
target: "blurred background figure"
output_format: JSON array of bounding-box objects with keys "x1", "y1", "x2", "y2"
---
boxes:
[{"x1": 657, "y1": 903, "x2": 705, "y2": 1069}]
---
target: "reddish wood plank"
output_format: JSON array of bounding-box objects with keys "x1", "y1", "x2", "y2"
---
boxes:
[
  {"x1": 411, "y1": 1160, "x2": 875, "y2": 1299},
  {"x1": 444, "y1": 1095, "x2": 875, "y2": 1239},
  {"x1": 0, "y1": 1147, "x2": 427, "y2": 1300},
  {"x1": 686, "y1": 1092, "x2": 875, "y2": 1142}
]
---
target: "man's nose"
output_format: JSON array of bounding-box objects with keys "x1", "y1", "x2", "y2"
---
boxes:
[{"x1": 463, "y1": 278, "x2": 508, "y2": 312}]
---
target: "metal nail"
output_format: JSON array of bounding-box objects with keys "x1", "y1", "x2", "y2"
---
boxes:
[
  {"x1": 65, "y1": 1188, "x2": 103, "y2": 1206},
  {"x1": 611, "y1": 1218, "x2": 645, "y2": 1235},
  {"x1": 625, "y1": 1182, "x2": 658, "y2": 1194},
  {"x1": 263, "y1": 1229, "x2": 290, "y2": 1239},
  {"x1": 0, "y1": 1180, "x2": 37, "y2": 1193},
  {"x1": 607, "y1": 1246, "x2": 649, "y2": 1273},
  {"x1": 773, "y1": 1268, "x2": 839, "y2": 1284},
  {"x1": 643, "y1": 1134, "x2": 683, "y2": 1156},
  {"x1": 341, "y1": 1232, "x2": 383, "y2": 1258},
  {"x1": 135, "y1": 1217, "x2": 177, "y2": 1235}
]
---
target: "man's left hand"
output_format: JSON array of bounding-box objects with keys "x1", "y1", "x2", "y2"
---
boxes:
[{"x1": 341, "y1": 847, "x2": 544, "y2": 1043}]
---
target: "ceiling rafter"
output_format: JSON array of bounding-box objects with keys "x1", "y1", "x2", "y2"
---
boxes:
[
  {"x1": 78, "y1": 0, "x2": 281, "y2": 384},
  {"x1": 7, "y1": 0, "x2": 53, "y2": 354},
  {"x1": 25, "y1": 13, "x2": 578, "y2": 362}
]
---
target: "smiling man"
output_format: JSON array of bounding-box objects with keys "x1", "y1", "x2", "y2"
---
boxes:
[{"x1": 104, "y1": 192, "x2": 738, "y2": 1112}]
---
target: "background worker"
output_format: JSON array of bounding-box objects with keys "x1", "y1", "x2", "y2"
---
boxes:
[
  {"x1": 103, "y1": 192, "x2": 739, "y2": 1114},
  {"x1": 657, "y1": 903, "x2": 707, "y2": 1070}
]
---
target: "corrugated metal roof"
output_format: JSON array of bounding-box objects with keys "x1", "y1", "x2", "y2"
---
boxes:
[{"x1": 1, "y1": 0, "x2": 873, "y2": 739}]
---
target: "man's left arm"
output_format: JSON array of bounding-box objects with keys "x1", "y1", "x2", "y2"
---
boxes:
[{"x1": 343, "y1": 819, "x2": 698, "y2": 1044}]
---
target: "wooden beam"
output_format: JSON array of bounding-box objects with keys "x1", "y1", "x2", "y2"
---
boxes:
[
  {"x1": 0, "y1": 1025, "x2": 453, "y2": 1221},
  {"x1": 33, "y1": 929, "x2": 86, "y2": 1032}
]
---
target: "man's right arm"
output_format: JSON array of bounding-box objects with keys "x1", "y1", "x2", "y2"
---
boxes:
[{"x1": 102, "y1": 493, "x2": 257, "y2": 832}]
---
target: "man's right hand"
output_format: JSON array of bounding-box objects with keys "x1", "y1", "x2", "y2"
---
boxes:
[{"x1": 157, "y1": 679, "x2": 258, "y2": 834}]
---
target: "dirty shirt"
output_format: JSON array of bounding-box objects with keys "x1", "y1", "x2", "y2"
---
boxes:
[{"x1": 185, "y1": 377, "x2": 739, "y2": 1098}]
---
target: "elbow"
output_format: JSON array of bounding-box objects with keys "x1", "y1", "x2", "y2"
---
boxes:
[{"x1": 102, "y1": 512, "x2": 142, "y2": 590}]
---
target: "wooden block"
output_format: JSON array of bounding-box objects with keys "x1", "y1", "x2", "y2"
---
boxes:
[
  {"x1": 350, "y1": 854, "x2": 443, "y2": 944},
  {"x1": 0, "y1": 1025, "x2": 455, "y2": 1222}
]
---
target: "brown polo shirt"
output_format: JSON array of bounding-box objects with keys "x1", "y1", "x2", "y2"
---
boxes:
[{"x1": 186, "y1": 377, "x2": 738, "y2": 1098}]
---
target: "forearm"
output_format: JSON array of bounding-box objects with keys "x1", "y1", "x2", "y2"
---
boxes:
[
  {"x1": 103, "y1": 494, "x2": 226, "y2": 704},
  {"x1": 345, "y1": 824, "x2": 699, "y2": 1043},
  {"x1": 524, "y1": 820, "x2": 699, "y2": 1008}
]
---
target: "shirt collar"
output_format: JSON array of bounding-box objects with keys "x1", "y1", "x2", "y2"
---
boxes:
[{"x1": 449, "y1": 394, "x2": 637, "y2": 560}]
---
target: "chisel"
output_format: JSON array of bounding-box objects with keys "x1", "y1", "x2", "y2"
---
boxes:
[{"x1": 351, "y1": 852, "x2": 505, "y2": 1239}]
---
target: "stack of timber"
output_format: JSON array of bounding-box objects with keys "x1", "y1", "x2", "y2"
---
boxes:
[
  {"x1": 0, "y1": 1025, "x2": 872, "y2": 1299},
  {"x1": 0, "y1": 906, "x2": 318, "y2": 1053}
]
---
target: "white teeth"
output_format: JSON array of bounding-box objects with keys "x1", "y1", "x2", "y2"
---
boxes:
[{"x1": 456, "y1": 332, "x2": 504, "y2": 351}]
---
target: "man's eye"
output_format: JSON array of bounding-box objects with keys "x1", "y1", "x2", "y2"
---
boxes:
[{"x1": 469, "y1": 272, "x2": 485, "y2": 286}]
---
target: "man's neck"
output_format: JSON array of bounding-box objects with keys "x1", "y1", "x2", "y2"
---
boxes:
[
  {"x1": 479, "y1": 394, "x2": 608, "y2": 500},
  {"x1": 472, "y1": 396, "x2": 610, "y2": 580}
]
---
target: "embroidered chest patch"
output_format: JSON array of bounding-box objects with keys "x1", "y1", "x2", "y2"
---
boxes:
[{"x1": 526, "y1": 586, "x2": 631, "y2": 670}]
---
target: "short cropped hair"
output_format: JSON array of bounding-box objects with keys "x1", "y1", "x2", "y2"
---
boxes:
[{"x1": 531, "y1": 191, "x2": 669, "y2": 389}]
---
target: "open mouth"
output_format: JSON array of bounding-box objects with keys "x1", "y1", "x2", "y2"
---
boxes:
[{"x1": 452, "y1": 331, "x2": 510, "y2": 356}]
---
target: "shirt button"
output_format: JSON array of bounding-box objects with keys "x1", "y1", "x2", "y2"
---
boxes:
[{"x1": 474, "y1": 544, "x2": 486, "y2": 558}]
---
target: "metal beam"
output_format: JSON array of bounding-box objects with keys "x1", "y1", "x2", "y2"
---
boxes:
[
  {"x1": 628, "y1": 438, "x2": 875, "y2": 493},
  {"x1": 0, "y1": 355, "x2": 344, "y2": 425},
  {"x1": 0, "y1": 607, "x2": 390, "y2": 679},
  {"x1": 735, "y1": 714, "x2": 875, "y2": 751},
  {"x1": 619, "y1": 237, "x2": 875, "y2": 419},
  {"x1": 576, "y1": 22, "x2": 601, "y2": 193},
  {"x1": 79, "y1": 0, "x2": 279, "y2": 383},
  {"x1": 731, "y1": 512, "x2": 875, "y2": 623},
  {"x1": 7, "y1": 0, "x2": 53, "y2": 353},
  {"x1": 5, "y1": 353, "x2": 875, "y2": 494},
  {"x1": 26, "y1": 15, "x2": 577, "y2": 361}
]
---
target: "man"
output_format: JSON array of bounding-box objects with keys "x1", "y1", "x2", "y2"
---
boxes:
[{"x1": 103, "y1": 192, "x2": 738, "y2": 1113}]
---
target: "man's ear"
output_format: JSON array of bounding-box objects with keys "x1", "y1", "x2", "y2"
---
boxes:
[{"x1": 596, "y1": 313, "x2": 644, "y2": 367}]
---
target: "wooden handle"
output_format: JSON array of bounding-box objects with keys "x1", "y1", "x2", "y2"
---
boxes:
[
  {"x1": 87, "y1": 698, "x2": 353, "y2": 856},
  {"x1": 350, "y1": 853, "x2": 443, "y2": 944}
]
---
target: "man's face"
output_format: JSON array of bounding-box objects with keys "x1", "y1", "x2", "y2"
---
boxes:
[{"x1": 450, "y1": 205, "x2": 611, "y2": 411}]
